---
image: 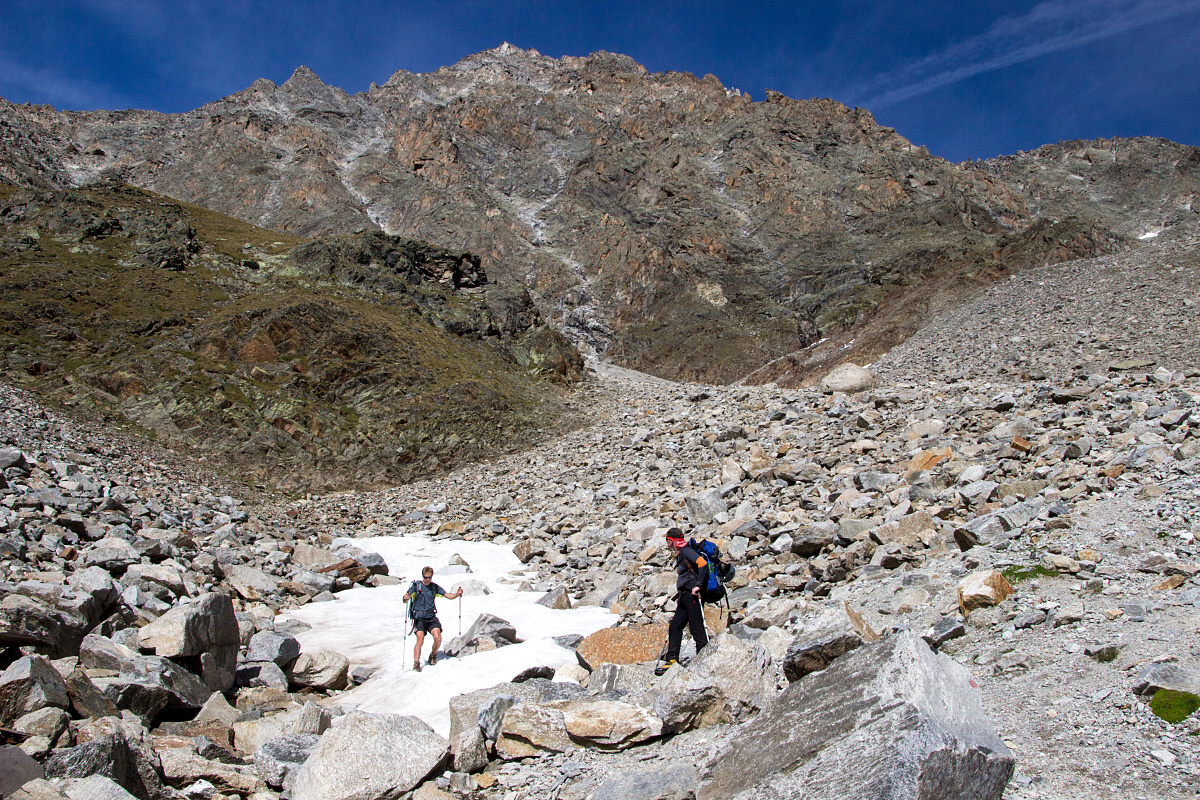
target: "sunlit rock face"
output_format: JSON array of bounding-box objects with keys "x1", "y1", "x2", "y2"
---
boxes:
[{"x1": 7, "y1": 45, "x2": 1195, "y2": 383}]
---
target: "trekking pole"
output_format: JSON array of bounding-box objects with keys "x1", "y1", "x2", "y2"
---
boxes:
[
  {"x1": 458, "y1": 593, "x2": 463, "y2": 638},
  {"x1": 402, "y1": 595, "x2": 409, "y2": 672}
]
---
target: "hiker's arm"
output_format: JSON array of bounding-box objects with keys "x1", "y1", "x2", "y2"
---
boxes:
[
  {"x1": 695, "y1": 555, "x2": 709, "y2": 596},
  {"x1": 447, "y1": 588, "x2": 462, "y2": 599}
]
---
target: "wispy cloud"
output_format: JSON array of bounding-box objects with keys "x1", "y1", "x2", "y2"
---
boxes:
[
  {"x1": 850, "y1": 0, "x2": 1200, "y2": 109},
  {"x1": 0, "y1": 53, "x2": 126, "y2": 110}
]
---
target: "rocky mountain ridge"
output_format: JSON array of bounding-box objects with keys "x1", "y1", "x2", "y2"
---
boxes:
[{"x1": 4, "y1": 44, "x2": 1197, "y2": 383}]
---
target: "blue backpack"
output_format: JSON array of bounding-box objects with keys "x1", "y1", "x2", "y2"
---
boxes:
[{"x1": 689, "y1": 538, "x2": 734, "y2": 603}]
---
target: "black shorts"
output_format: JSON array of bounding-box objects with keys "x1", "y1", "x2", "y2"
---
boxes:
[{"x1": 413, "y1": 616, "x2": 442, "y2": 634}]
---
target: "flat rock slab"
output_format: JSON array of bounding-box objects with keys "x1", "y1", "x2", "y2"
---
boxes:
[
  {"x1": 289, "y1": 711, "x2": 449, "y2": 800},
  {"x1": 0, "y1": 744, "x2": 44, "y2": 797},
  {"x1": 576, "y1": 624, "x2": 667, "y2": 669},
  {"x1": 593, "y1": 763, "x2": 699, "y2": 800},
  {"x1": 700, "y1": 632, "x2": 1014, "y2": 800}
]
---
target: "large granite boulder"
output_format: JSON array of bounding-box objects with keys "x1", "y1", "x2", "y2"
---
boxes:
[
  {"x1": 245, "y1": 631, "x2": 301, "y2": 667},
  {"x1": 575, "y1": 624, "x2": 666, "y2": 669},
  {"x1": 0, "y1": 594, "x2": 86, "y2": 657},
  {"x1": 136, "y1": 593, "x2": 238, "y2": 691},
  {"x1": 443, "y1": 613, "x2": 520, "y2": 657},
  {"x1": 0, "y1": 745, "x2": 44, "y2": 797},
  {"x1": 0, "y1": 656, "x2": 70, "y2": 725},
  {"x1": 648, "y1": 634, "x2": 775, "y2": 732},
  {"x1": 67, "y1": 567, "x2": 122, "y2": 624},
  {"x1": 43, "y1": 731, "x2": 160, "y2": 800},
  {"x1": 447, "y1": 681, "x2": 543, "y2": 745},
  {"x1": 289, "y1": 712, "x2": 449, "y2": 800},
  {"x1": 494, "y1": 703, "x2": 574, "y2": 759},
  {"x1": 780, "y1": 603, "x2": 880, "y2": 682},
  {"x1": 285, "y1": 650, "x2": 350, "y2": 690},
  {"x1": 157, "y1": 748, "x2": 263, "y2": 795},
  {"x1": 699, "y1": 633, "x2": 1014, "y2": 800},
  {"x1": 957, "y1": 570, "x2": 1015, "y2": 613},
  {"x1": 1133, "y1": 662, "x2": 1199, "y2": 696},
  {"x1": 254, "y1": 733, "x2": 322, "y2": 789},
  {"x1": 80, "y1": 633, "x2": 213, "y2": 710},
  {"x1": 495, "y1": 699, "x2": 661, "y2": 759},
  {"x1": 592, "y1": 763, "x2": 700, "y2": 800},
  {"x1": 819, "y1": 363, "x2": 875, "y2": 394}
]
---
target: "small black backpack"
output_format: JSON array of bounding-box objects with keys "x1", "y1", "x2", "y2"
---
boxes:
[{"x1": 689, "y1": 537, "x2": 734, "y2": 603}]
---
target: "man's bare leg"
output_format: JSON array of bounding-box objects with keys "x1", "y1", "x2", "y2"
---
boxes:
[
  {"x1": 429, "y1": 628, "x2": 442, "y2": 664},
  {"x1": 413, "y1": 630, "x2": 425, "y2": 669}
]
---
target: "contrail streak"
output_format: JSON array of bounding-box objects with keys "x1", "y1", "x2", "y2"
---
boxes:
[{"x1": 851, "y1": 0, "x2": 1200, "y2": 109}]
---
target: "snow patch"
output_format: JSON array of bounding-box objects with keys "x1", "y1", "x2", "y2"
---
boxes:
[{"x1": 280, "y1": 532, "x2": 615, "y2": 738}]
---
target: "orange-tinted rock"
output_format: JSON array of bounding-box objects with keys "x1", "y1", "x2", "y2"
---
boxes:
[{"x1": 576, "y1": 625, "x2": 668, "y2": 670}]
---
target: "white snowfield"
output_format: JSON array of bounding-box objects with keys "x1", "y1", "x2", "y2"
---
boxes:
[{"x1": 280, "y1": 533, "x2": 617, "y2": 737}]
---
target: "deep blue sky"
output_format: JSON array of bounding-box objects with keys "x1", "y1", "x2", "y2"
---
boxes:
[{"x1": 2, "y1": 0, "x2": 1199, "y2": 162}]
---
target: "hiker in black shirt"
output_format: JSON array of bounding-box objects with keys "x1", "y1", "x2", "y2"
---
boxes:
[
  {"x1": 403, "y1": 565, "x2": 461, "y2": 671},
  {"x1": 657, "y1": 527, "x2": 709, "y2": 675}
]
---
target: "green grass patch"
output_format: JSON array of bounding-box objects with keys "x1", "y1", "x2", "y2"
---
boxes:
[
  {"x1": 1150, "y1": 689, "x2": 1200, "y2": 723},
  {"x1": 1001, "y1": 564, "x2": 1058, "y2": 583}
]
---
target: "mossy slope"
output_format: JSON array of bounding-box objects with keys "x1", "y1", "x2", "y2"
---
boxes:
[{"x1": 0, "y1": 182, "x2": 581, "y2": 491}]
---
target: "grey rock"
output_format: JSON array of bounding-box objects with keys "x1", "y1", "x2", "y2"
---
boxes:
[
  {"x1": 578, "y1": 572, "x2": 629, "y2": 608},
  {"x1": 245, "y1": 631, "x2": 301, "y2": 667},
  {"x1": 684, "y1": 488, "x2": 727, "y2": 524},
  {"x1": 552, "y1": 633, "x2": 584, "y2": 650},
  {"x1": 0, "y1": 745, "x2": 45, "y2": 797},
  {"x1": 0, "y1": 656, "x2": 70, "y2": 725},
  {"x1": 123, "y1": 653, "x2": 214, "y2": 709},
  {"x1": 593, "y1": 763, "x2": 699, "y2": 800},
  {"x1": 1133, "y1": 662, "x2": 1199, "y2": 696},
  {"x1": 536, "y1": 586, "x2": 572, "y2": 609},
  {"x1": 286, "y1": 650, "x2": 350, "y2": 690},
  {"x1": 292, "y1": 701, "x2": 332, "y2": 735},
  {"x1": 700, "y1": 633, "x2": 1014, "y2": 800},
  {"x1": 781, "y1": 630, "x2": 863, "y2": 682},
  {"x1": 0, "y1": 594, "x2": 85, "y2": 657},
  {"x1": 84, "y1": 643, "x2": 211, "y2": 716},
  {"x1": 477, "y1": 695, "x2": 517, "y2": 742},
  {"x1": 12, "y1": 706, "x2": 69, "y2": 743},
  {"x1": 922, "y1": 617, "x2": 967, "y2": 649},
  {"x1": 289, "y1": 711, "x2": 449, "y2": 800},
  {"x1": 960, "y1": 480, "x2": 999, "y2": 503},
  {"x1": 819, "y1": 363, "x2": 875, "y2": 394},
  {"x1": 43, "y1": 733, "x2": 158, "y2": 800},
  {"x1": 63, "y1": 775, "x2": 140, "y2": 800},
  {"x1": 444, "y1": 613, "x2": 519, "y2": 657},
  {"x1": 81, "y1": 538, "x2": 139, "y2": 571},
  {"x1": 1013, "y1": 610, "x2": 1047, "y2": 629},
  {"x1": 254, "y1": 733, "x2": 321, "y2": 789},
  {"x1": 448, "y1": 681, "x2": 543, "y2": 745},
  {"x1": 791, "y1": 521, "x2": 837, "y2": 557},
  {"x1": 67, "y1": 568, "x2": 121, "y2": 624},
  {"x1": 586, "y1": 662, "x2": 656, "y2": 696},
  {"x1": 235, "y1": 661, "x2": 290, "y2": 691},
  {"x1": 136, "y1": 593, "x2": 239, "y2": 659},
  {"x1": 290, "y1": 570, "x2": 336, "y2": 596},
  {"x1": 0, "y1": 447, "x2": 28, "y2": 470},
  {"x1": 78, "y1": 635, "x2": 139, "y2": 672},
  {"x1": 649, "y1": 635, "x2": 774, "y2": 731},
  {"x1": 453, "y1": 724, "x2": 488, "y2": 773},
  {"x1": 221, "y1": 565, "x2": 280, "y2": 601}
]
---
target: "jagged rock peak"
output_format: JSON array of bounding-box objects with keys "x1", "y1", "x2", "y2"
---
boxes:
[{"x1": 283, "y1": 65, "x2": 328, "y2": 89}]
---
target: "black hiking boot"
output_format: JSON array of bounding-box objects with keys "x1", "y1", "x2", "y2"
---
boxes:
[{"x1": 654, "y1": 659, "x2": 677, "y2": 676}]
